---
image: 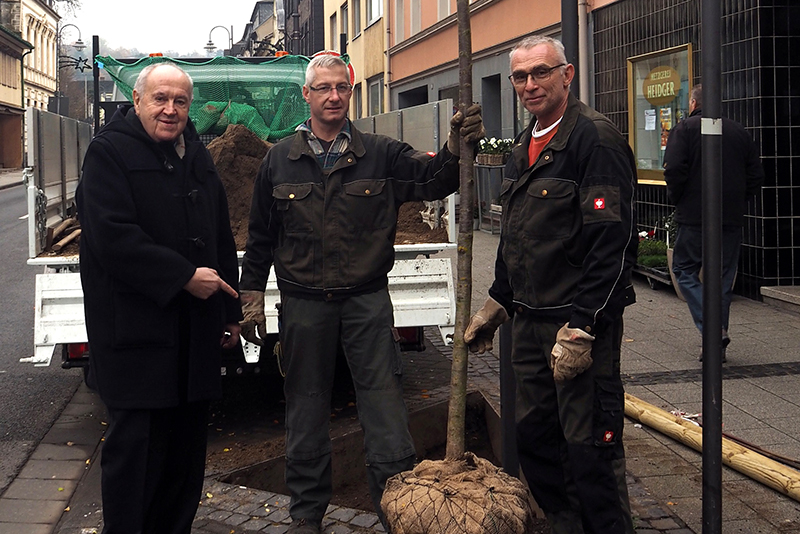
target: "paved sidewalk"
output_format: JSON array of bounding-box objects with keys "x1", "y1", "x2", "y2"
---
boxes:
[
  {"x1": 0, "y1": 168, "x2": 24, "y2": 191},
  {"x1": 2, "y1": 230, "x2": 800, "y2": 533}
]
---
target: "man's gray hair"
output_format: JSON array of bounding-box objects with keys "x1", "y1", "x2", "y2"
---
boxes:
[
  {"x1": 305, "y1": 53, "x2": 349, "y2": 87},
  {"x1": 509, "y1": 35, "x2": 568, "y2": 69},
  {"x1": 133, "y1": 62, "x2": 194, "y2": 99},
  {"x1": 690, "y1": 84, "x2": 702, "y2": 108}
]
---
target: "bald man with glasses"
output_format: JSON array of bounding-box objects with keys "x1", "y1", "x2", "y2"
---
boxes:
[{"x1": 466, "y1": 35, "x2": 638, "y2": 534}]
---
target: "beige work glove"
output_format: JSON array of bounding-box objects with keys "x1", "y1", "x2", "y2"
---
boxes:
[
  {"x1": 550, "y1": 323, "x2": 595, "y2": 383},
  {"x1": 464, "y1": 297, "x2": 510, "y2": 354},
  {"x1": 239, "y1": 290, "x2": 266, "y2": 346},
  {"x1": 448, "y1": 103, "x2": 486, "y2": 157}
]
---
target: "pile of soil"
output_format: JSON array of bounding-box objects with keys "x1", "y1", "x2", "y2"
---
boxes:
[
  {"x1": 396, "y1": 201, "x2": 449, "y2": 244},
  {"x1": 207, "y1": 124, "x2": 272, "y2": 251}
]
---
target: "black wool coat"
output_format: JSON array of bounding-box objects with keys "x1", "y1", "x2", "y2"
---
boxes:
[{"x1": 76, "y1": 106, "x2": 242, "y2": 409}]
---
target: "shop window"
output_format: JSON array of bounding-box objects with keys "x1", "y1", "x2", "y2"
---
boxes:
[{"x1": 627, "y1": 44, "x2": 693, "y2": 184}]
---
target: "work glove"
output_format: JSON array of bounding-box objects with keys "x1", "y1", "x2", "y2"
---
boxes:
[
  {"x1": 550, "y1": 323, "x2": 595, "y2": 383},
  {"x1": 239, "y1": 290, "x2": 266, "y2": 346},
  {"x1": 464, "y1": 297, "x2": 510, "y2": 354},
  {"x1": 448, "y1": 103, "x2": 485, "y2": 157}
]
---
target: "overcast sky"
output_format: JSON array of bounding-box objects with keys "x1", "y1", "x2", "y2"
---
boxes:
[{"x1": 60, "y1": 0, "x2": 258, "y2": 57}]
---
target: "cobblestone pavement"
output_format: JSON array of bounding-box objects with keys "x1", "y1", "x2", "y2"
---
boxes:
[{"x1": 5, "y1": 228, "x2": 800, "y2": 533}]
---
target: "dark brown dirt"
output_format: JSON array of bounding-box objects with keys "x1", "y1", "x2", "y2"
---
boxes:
[
  {"x1": 206, "y1": 373, "x2": 497, "y2": 514},
  {"x1": 396, "y1": 201, "x2": 449, "y2": 244},
  {"x1": 207, "y1": 124, "x2": 272, "y2": 251}
]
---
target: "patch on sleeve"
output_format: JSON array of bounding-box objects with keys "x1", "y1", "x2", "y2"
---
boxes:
[{"x1": 581, "y1": 184, "x2": 621, "y2": 224}]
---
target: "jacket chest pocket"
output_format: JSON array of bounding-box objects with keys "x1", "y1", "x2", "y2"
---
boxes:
[
  {"x1": 518, "y1": 178, "x2": 577, "y2": 240},
  {"x1": 273, "y1": 183, "x2": 315, "y2": 234},
  {"x1": 343, "y1": 179, "x2": 390, "y2": 230}
]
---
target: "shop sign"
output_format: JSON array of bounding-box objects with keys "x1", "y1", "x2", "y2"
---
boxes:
[{"x1": 642, "y1": 66, "x2": 681, "y2": 106}]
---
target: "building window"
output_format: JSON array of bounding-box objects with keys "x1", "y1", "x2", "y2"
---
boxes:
[
  {"x1": 367, "y1": 0, "x2": 383, "y2": 24},
  {"x1": 368, "y1": 75, "x2": 383, "y2": 116},
  {"x1": 438, "y1": 0, "x2": 450, "y2": 19},
  {"x1": 2, "y1": 55, "x2": 18, "y2": 88},
  {"x1": 330, "y1": 12, "x2": 338, "y2": 50},
  {"x1": 411, "y1": 0, "x2": 421, "y2": 35},
  {"x1": 353, "y1": 0, "x2": 362, "y2": 35},
  {"x1": 354, "y1": 83, "x2": 363, "y2": 119},
  {"x1": 394, "y1": 0, "x2": 404, "y2": 43}
]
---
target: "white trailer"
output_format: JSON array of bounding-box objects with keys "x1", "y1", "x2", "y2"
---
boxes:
[{"x1": 23, "y1": 101, "x2": 458, "y2": 375}]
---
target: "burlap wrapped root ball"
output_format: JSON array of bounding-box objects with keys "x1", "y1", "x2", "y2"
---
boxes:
[{"x1": 381, "y1": 452, "x2": 534, "y2": 534}]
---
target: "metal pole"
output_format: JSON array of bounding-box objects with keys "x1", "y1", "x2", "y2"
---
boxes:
[
  {"x1": 577, "y1": 0, "x2": 590, "y2": 103},
  {"x1": 92, "y1": 35, "x2": 100, "y2": 133},
  {"x1": 701, "y1": 0, "x2": 723, "y2": 532},
  {"x1": 499, "y1": 321, "x2": 518, "y2": 478},
  {"x1": 561, "y1": 0, "x2": 579, "y2": 97},
  {"x1": 56, "y1": 25, "x2": 61, "y2": 116}
]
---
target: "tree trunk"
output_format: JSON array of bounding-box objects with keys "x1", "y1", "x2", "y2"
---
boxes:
[{"x1": 445, "y1": 0, "x2": 474, "y2": 460}]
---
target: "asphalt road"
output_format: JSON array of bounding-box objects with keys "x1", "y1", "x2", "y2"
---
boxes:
[{"x1": 0, "y1": 184, "x2": 83, "y2": 496}]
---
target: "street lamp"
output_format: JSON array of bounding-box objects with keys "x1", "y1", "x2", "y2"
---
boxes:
[
  {"x1": 55, "y1": 23, "x2": 86, "y2": 116},
  {"x1": 204, "y1": 25, "x2": 233, "y2": 55},
  {"x1": 58, "y1": 23, "x2": 86, "y2": 52}
]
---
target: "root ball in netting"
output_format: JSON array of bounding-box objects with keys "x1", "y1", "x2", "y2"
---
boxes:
[{"x1": 381, "y1": 452, "x2": 534, "y2": 534}]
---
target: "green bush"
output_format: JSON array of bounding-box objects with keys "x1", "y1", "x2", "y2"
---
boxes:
[
  {"x1": 638, "y1": 254, "x2": 668, "y2": 268},
  {"x1": 637, "y1": 239, "x2": 667, "y2": 258}
]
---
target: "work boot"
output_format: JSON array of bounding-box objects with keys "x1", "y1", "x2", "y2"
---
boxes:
[
  {"x1": 699, "y1": 332, "x2": 730, "y2": 363},
  {"x1": 287, "y1": 518, "x2": 321, "y2": 534}
]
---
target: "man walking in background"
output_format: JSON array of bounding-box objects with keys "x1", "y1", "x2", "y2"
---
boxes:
[{"x1": 663, "y1": 84, "x2": 763, "y2": 362}]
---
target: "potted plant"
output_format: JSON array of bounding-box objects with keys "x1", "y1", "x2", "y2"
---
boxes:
[
  {"x1": 637, "y1": 230, "x2": 668, "y2": 270},
  {"x1": 476, "y1": 137, "x2": 513, "y2": 165}
]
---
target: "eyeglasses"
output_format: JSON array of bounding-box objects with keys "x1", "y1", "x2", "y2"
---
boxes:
[
  {"x1": 308, "y1": 83, "x2": 353, "y2": 96},
  {"x1": 508, "y1": 64, "x2": 566, "y2": 86}
]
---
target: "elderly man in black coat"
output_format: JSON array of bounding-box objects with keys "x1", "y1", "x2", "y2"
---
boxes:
[{"x1": 76, "y1": 62, "x2": 242, "y2": 534}]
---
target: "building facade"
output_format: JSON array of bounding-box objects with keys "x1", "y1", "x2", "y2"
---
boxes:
[
  {"x1": 387, "y1": 0, "x2": 564, "y2": 140},
  {"x1": 294, "y1": 0, "x2": 325, "y2": 56},
  {"x1": 235, "y1": 1, "x2": 282, "y2": 57},
  {"x1": 18, "y1": 0, "x2": 58, "y2": 110},
  {"x1": 0, "y1": 2, "x2": 33, "y2": 169},
  {"x1": 323, "y1": 0, "x2": 386, "y2": 118}
]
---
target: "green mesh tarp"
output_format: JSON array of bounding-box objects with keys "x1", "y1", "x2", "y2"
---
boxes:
[{"x1": 97, "y1": 55, "x2": 312, "y2": 142}]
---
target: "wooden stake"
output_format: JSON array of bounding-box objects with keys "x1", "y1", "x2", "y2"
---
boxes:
[
  {"x1": 625, "y1": 393, "x2": 800, "y2": 502},
  {"x1": 51, "y1": 217, "x2": 77, "y2": 241},
  {"x1": 53, "y1": 228, "x2": 81, "y2": 252}
]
